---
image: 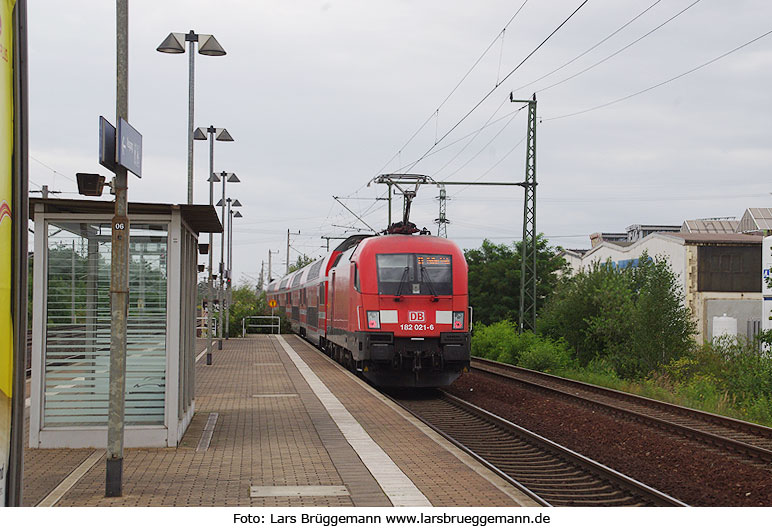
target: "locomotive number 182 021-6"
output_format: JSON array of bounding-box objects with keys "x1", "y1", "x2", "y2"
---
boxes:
[{"x1": 400, "y1": 323, "x2": 435, "y2": 331}]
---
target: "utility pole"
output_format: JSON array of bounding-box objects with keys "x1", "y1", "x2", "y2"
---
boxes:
[
  {"x1": 511, "y1": 93, "x2": 537, "y2": 333},
  {"x1": 387, "y1": 183, "x2": 392, "y2": 226},
  {"x1": 321, "y1": 236, "x2": 347, "y2": 251},
  {"x1": 268, "y1": 249, "x2": 279, "y2": 283},
  {"x1": 285, "y1": 229, "x2": 300, "y2": 274},
  {"x1": 29, "y1": 185, "x2": 61, "y2": 199},
  {"x1": 106, "y1": 0, "x2": 129, "y2": 498}
]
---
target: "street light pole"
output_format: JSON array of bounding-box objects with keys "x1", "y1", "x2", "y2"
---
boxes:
[
  {"x1": 216, "y1": 172, "x2": 239, "y2": 349},
  {"x1": 225, "y1": 198, "x2": 231, "y2": 340},
  {"x1": 157, "y1": 30, "x2": 226, "y2": 204},
  {"x1": 185, "y1": 33, "x2": 194, "y2": 205},
  {"x1": 206, "y1": 128, "x2": 213, "y2": 362},
  {"x1": 224, "y1": 200, "x2": 242, "y2": 339},
  {"x1": 194, "y1": 126, "x2": 232, "y2": 364}
]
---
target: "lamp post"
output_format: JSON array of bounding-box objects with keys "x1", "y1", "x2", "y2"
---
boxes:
[
  {"x1": 156, "y1": 30, "x2": 226, "y2": 204},
  {"x1": 224, "y1": 198, "x2": 242, "y2": 339},
  {"x1": 215, "y1": 172, "x2": 239, "y2": 349},
  {"x1": 194, "y1": 126, "x2": 233, "y2": 365}
]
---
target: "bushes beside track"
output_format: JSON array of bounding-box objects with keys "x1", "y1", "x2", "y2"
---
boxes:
[
  {"x1": 468, "y1": 252, "x2": 772, "y2": 427},
  {"x1": 470, "y1": 323, "x2": 772, "y2": 427},
  {"x1": 471, "y1": 322, "x2": 572, "y2": 374}
]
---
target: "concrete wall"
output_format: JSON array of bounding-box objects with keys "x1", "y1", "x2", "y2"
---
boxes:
[{"x1": 703, "y1": 295, "x2": 762, "y2": 341}]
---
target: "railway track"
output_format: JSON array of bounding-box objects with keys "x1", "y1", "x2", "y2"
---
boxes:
[
  {"x1": 472, "y1": 357, "x2": 772, "y2": 465},
  {"x1": 392, "y1": 390, "x2": 686, "y2": 507}
]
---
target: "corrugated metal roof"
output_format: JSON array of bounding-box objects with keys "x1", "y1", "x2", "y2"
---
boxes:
[
  {"x1": 681, "y1": 219, "x2": 739, "y2": 233},
  {"x1": 738, "y1": 207, "x2": 772, "y2": 231},
  {"x1": 30, "y1": 198, "x2": 223, "y2": 234},
  {"x1": 663, "y1": 232, "x2": 762, "y2": 245}
]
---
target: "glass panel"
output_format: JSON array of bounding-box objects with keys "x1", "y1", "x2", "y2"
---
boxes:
[
  {"x1": 376, "y1": 253, "x2": 453, "y2": 296},
  {"x1": 44, "y1": 221, "x2": 168, "y2": 427},
  {"x1": 417, "y1": 254, "x2": 453, "y2": 295},
  {"x1": 377, "y1": 254, "x2": 412, "y2": 295}
]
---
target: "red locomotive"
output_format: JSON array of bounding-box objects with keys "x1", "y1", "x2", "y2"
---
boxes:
[{"x1": 266, "y1": 231, "x2": 471, "y2": 387}]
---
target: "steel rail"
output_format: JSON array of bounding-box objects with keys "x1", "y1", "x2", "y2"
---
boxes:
[
  {"x1": 472, "y1": 357, "x2": 772, "y2": 463},
  {"x1": 389, "y1": 390, "x2": 686, "y2": 507}
]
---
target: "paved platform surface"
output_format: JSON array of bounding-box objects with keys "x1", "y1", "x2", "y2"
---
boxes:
[{"x1": 21, "y1": 335, "x2": 536, "y2": 507}]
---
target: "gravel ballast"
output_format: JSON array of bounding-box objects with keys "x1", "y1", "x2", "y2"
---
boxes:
[{"x1": 447, "y1": 371, "x2": 772, "y2": 507}]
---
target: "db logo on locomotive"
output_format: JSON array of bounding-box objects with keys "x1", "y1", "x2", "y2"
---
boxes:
[{"x1": 408, "y1": 311, "x2": 426, "y2": 323}]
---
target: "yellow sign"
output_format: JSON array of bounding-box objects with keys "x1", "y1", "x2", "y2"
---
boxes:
[
  {"x1": 268, "y1": 299, "x2": 277, "y2": 308},
  {"x1": 1, "y1": 0, "x2": 16, "y2": 506},
  {"x1": 0, "y1": 0, "x2": 16, "y2": 399}
]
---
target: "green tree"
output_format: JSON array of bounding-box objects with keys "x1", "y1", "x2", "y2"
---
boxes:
[
  {"x1": 625, "y1": 257, "x2": 695, "y2": 374},
  {"x1": 465, "y1": 234, "x2": 567, "y2": 326},
  {"x1": 538, "y1": 253, "x2": 695, "y2": 378},
  {"x1": 288, "y1": 254, "x2": 315, "y2": 273},
  {"x1": 227, "y1": 281, "x2": 267, "y2": 337}
]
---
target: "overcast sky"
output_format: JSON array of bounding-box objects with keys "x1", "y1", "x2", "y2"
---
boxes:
[{"x1": 27, "y1": 0, "x2": 772, "y2": 284}]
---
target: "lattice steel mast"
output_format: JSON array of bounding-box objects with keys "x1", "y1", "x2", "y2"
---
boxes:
[
  {"x1": 435, "y1": 185, "x2": 449, "y2": 237},
  {"x1": 511, "y1": 93, "x2": 537, "y2": 333}
]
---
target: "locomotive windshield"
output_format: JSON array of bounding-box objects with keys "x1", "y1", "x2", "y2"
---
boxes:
[{"x1": 376, "y1": 253, "x2": 452, "y2": 296}]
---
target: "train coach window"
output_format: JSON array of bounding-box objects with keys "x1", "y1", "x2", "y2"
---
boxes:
[{"x1": 376, "y1": 253, "x2": 452, "y2": 296}]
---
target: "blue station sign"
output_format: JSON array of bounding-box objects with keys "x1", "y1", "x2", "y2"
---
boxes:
[{"x1": 117, "y1": 118, "x2": 143, "y2": 178}]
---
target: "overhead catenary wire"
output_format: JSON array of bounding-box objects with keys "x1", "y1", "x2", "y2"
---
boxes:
[
  {"x1": 397, "y1": 0, "x2": 590, "y2": 177},
  {"x1": 510, "y1": 0, "x2": 665, "y2": 94},
  {"x1": 545, "y1": 27, "x2": 772, "y2": 121},
  {"x1": 535, "y1": 0, "x2": 703, "y2": 94},
  {"x1": 440, "y1": 109, "x2": 525, "y2": 181},
  {"x1": 349, "y1": 2, "x2": 589, "y2": 228},
  {"x1": 448, "y1": 134, "x2": 528, "y2": 198},
  {"x1": 368, "y1": 0, "x2": 533, "y2": 185},
  {"x1": 30, "y1": 155, "x2": 78, "y2": 183},
  {"x1": 431, "y1": 97, "x2": 520, "y2": 179}
]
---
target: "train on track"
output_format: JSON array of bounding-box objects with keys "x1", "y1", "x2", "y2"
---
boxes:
[{"x1": 266, "y1": 226, "x2": 471, "y2": 387}]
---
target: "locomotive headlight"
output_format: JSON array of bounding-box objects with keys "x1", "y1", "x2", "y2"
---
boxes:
[
  {"x1": 367, "y1": 310, "x2": 381, "y2": 329},
  {"x1": 452, "y1": 311, "x2": 464, "y2": 330}
]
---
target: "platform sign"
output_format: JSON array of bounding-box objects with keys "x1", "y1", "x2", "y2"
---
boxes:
[
  {"x1": 98, "y1": 116, "x2": 117, "y2": 172},
  {"x1": 117, "y1": 117, "x2": 142, "y2": 178}
]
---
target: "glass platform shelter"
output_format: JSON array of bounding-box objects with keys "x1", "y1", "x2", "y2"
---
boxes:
[{"x1": 28, "y1": 198, "x2": 221, "y2": 448}]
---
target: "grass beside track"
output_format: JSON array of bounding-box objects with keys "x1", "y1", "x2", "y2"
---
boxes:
[{"x1": 471, "y1": 322, "x2": 772, "y2": 429}]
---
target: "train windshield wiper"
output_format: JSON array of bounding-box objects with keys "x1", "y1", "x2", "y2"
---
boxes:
[
  {"x1": 394, "y1": 266, "x2": 410, "y2": 301},
  {"x1": 420, "y1": 265, "x2": 439, "y2": 302}
]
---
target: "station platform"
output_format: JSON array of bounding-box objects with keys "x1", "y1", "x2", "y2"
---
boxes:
[{"x1": 20, "y1": 335, "x2": 537, "y2": 507}]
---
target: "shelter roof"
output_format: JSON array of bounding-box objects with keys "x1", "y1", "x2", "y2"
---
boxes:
[{"x1": 30, "y1": 198, "x2": 222, "y2": 234}]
